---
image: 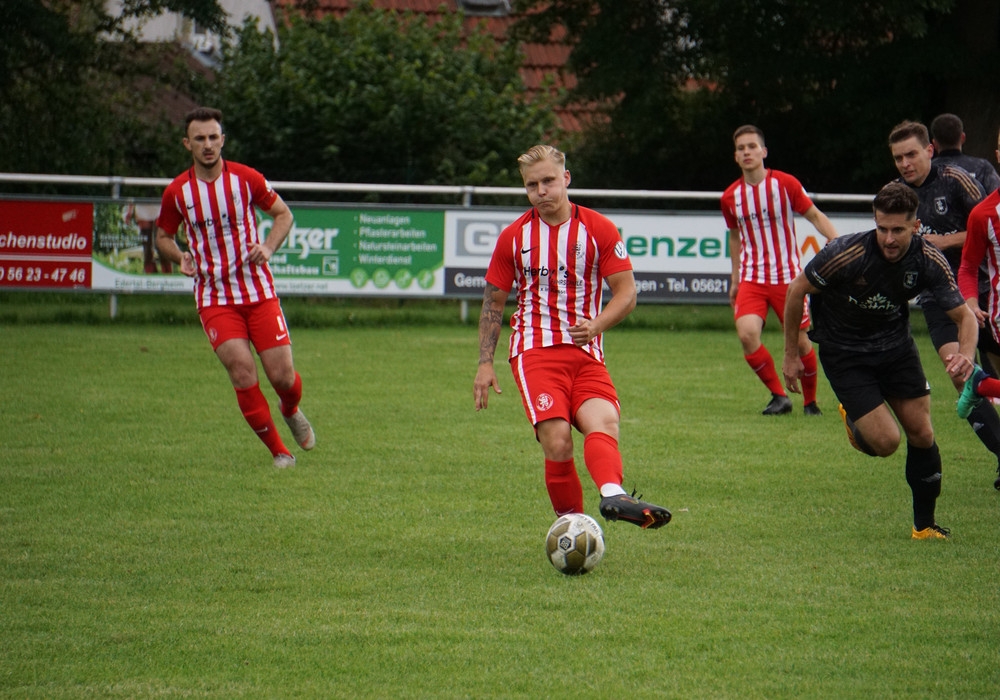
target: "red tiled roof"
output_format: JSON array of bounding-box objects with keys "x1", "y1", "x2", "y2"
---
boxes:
[{"x1": 273, "y1": 0, "x2": 596, "y2": 132}]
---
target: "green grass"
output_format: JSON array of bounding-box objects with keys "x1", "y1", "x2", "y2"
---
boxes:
[{"x1": 1, "y1": 302, "x2": 999, "y2": 698}]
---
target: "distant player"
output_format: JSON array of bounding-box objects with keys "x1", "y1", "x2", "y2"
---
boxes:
[
  {"x1": 474, "y1": 144, "x2": 671, "y2": 529},
  {"x1": 155, "y1": 107, "x2": 315, "y2": 468},
  {"x1": 722, "y1": 124, "x2": 839, "y2": 416}
]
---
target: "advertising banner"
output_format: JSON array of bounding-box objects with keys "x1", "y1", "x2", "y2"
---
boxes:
[
  {"x1": 3, "y1": 198, "x2": 873, "y2": 303},
  {"x1": 0, "y1": 200, "x2": 93, "y2": 289},
  {"x1": 444, "y1": 209, "x2": 875, "y2": 303},
  {"x1": 89, "y1": 203, "x2": 446, "y2": 297}
]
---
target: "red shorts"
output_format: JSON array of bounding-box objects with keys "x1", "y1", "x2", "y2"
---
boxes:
[
  {"x1": 733, "y1": 280, "x2": 810, "y2": 328},
  {"x1": 510, "y1": 345, "x2": 620, "y2": 428},
  {"x1": 198, "y1": 298, "x2": 291, "y2": 352}
]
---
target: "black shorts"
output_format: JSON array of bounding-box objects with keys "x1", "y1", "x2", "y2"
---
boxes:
[
  {"x1": 818, "y1": 339, "x2": 930, "y2": 420},
  {"x1": 919, "y1": 295, "x2": 1000, "y2": 356}
]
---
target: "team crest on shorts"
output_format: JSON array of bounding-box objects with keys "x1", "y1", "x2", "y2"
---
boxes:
[
  {"x1": 535, "y1": 393, "x2": 554, "y2": 412},
  {"x1": 208, "y1": 327, "x2": 218, "y2": 344}
]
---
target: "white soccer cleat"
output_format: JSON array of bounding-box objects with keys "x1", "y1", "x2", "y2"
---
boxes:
[
  {"x1": 283, "y1": 408, "x2": 316, "y2": 450},
  {"x1": 273, "y1": 453, "x2": 296, "y2": 469}
]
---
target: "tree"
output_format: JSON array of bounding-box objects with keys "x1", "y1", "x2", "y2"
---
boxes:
[
  {"x1": 209, "y1": 3, "x2": 561, "y2": 188},
  {"x1": 0, "y1": 0, "x2": 226, "y2": 179},
  {"x1": 513, "y1": 0, "x2": 999, "y2": 195}
]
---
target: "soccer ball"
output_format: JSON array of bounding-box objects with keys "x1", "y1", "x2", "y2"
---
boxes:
[{"x1": 545, "y1": 513, "x2": 605, "y2": 575}]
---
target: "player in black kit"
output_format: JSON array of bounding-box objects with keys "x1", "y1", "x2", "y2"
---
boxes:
[
  {"x1": 888, "y1": 120, "x2": 1000, "y2": 481},
  {"x1": 781, "y1": 183, "x2": 978, "y2": 540}
]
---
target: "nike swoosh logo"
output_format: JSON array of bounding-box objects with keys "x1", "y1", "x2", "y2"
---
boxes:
[
  {"x1": 521, "y1": 246, "x2": 537, "y2": 254},
  {"x1": 186, "y1": 204, "x2": 196, "y2": 210},
  {"x1": 275, "y1": 333, "x2": 288, "y2": 341}
]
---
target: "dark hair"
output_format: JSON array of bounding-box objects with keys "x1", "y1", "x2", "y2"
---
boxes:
[
  {"x1": 184, "y1": 107, "x2": 223, "y2": 132},
  {"x1": 930, "y1": 113, "x2": 963, "y2": 149},
  {"x1": 873, "y1": 182, "x2": 919, "y2": 217},
  {"x1": 888, "y1": 120, "x2": 929, "y2": 147},
  {"x1": 733, "y1": 124, "x2": 765, "y2": 147}
]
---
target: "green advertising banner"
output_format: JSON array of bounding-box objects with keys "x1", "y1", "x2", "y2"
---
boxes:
[
  {"x1": 263, "y1": 208, "x2": 444, "y2": 295},
  {"x1": 90, "y1": 204, "x2": 446, "y2": 297}
]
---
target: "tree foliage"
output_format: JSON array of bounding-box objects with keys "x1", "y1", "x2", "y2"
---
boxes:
[
  {"x1": 210, "y1": 3, "x2": 560, "y2": 187},
  {"x1": 513, "y1": 0, "x2": 999, "y2": 195},
  {"x1": 0, "y1": 0, "x2": 225, "y2": 178}
]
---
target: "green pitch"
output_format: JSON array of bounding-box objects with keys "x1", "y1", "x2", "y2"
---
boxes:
[{"x1": 1, "y1": 299, "x2": 999, "y2": 697}]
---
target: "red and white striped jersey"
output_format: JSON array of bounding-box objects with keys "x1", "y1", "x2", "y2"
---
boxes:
[
  {"x1": 157, "y1": 161, "x2": 279, "y2": 309},
  {"x1": 959, "y1": 189, "x2": 1000, "y2": 342},
  {"x1": 722, "y1": 169, "x2": 814, "y2": 285},
  {"x1": 485, "y1": 204, "x2": 632, "y2": 363}
]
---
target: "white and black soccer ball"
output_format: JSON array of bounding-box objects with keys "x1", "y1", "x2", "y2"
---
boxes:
[{"x1": 545, "y1": 513, "x2": 605, "y2": 575}]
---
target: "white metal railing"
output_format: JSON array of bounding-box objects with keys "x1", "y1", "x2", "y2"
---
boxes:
[{"x1": 0, "y1": 172, "x2": 874, "y2": 206}]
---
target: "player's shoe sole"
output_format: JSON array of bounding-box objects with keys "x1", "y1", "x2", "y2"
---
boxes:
[
  {"x1": 599, "y1": 493, "x2": 671, "y2": 529},
  {"x1": 838, "y1": 403, "x2": 868, "y2": 454},
  {"x1": 283, "y1": 408, "x2": 316, "y2": 450},
  {"x1": 911, "y1": 524, "x2": 951, "y2": 540}
]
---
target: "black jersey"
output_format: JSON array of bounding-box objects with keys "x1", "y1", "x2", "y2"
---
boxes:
[
  {"x1": 893, "y1": 162, "x2": 985, "y2": 271},
  {"x1": 804, "y1": 230, "x2": 964, "y2": 353},
  {"x1": 934, "y1": 149, "x2": 1000, "y2": 194}
]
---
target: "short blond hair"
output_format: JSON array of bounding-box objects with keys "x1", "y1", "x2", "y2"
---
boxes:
[{"x1": 517, "y1": 145, "x2": 566, "y2": 174}]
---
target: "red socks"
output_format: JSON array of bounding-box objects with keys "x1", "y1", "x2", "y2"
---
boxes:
[
  {"x1": 745, "y1": 345, "x2": 785, "y2": 396},
  {"x1": 545, "y1": 459, "x2": 583, "y2": 515},
  {"x1": 583, "y1": 432, "x2": 624, "y2": 490},
  {"x1": 276, "y1": 372, "x2": 303, "y2": 418},
  {"x1": 235, "y1": 383, "x2": 289, "y2": 456},
  {"x1": 544, "y1": 432, "x2": 626, "y2": 515},
  {"x1": 800, "y1": 348, "x2": 818, "y2": 405}
]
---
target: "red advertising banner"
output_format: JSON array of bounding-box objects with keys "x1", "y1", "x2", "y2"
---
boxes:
[{"x1": 0, "y1": 200, "x2": 94, "y2": 289}]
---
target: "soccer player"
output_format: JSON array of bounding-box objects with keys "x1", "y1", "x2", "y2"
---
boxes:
[
  {"x1": 473, "y1": 144, "x2": 671, "y2": 529},
  {"x1": 782, "y1": 183, "x2": 978, "y2": 540},
  {"x1": 955, "y1": 123, "x2": 1000, "y2": 489},
  {"x1": 722, "y1": 124, "x2": 839, "y2": 416},
  {"x1": 155, "y1": 107, "x2": 315, "y2": 468},
  {"x1": 888, "y1": 120, "x2": 1000, "y2": 475}
]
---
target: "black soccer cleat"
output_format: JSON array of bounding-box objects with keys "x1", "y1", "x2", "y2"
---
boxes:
[
  {"x1": 599, "y1": 491, "x2": 671, "y2": 529},
  {"x1": 762, "y1": 394, "x2": 792, "y2": 415},
  {"x1": 803, "y1": 401, "x2": 823, "y2": 416}
]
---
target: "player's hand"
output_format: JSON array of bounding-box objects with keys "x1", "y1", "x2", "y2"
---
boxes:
[
  {"x1": 474, "y1": 364, "x2": 502, "y2": 410},
  {"x1": 966, "y1": 300, "x2": 988, "y2": 328},
  {"x1": 180, "y1": 252, "x2": 196, "y2": 277},
  {"x1": 782, "y1": 355, "x2": 804, "y2": 394},
  {"x1": 568, "y1": 321, "x2": 596, "y2": 347},
  {"x1": 247, "y1": 242, "x2": 273, "y2": 265},
  {"x1": 945, "y1": 352, "x2": 975, "y2": 382}
]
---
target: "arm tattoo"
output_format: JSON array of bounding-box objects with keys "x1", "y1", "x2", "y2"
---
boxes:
[{"x1": 478, "y1": 284, "x2": 504, "y2": 364}]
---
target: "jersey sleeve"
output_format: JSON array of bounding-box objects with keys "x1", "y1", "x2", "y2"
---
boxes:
[
  {"x1": 484, "y1": 226, "x2": 517, "y2": 293},
  {"x1": 235, "y1": 164, "x2": 279, "y2": 210},
  {"x1": 590, "y1": 212, "x2": 632, "y2": 278},
  {"x1": 959, "y1": 204, "x2": 989, "y2": 299},
  {"x1": 779, "y1": 172, "x2": 815, "y2": 215},
  {"x1": 922, "y1": 241, "x2": 965, "y2": 311},
  {"x1": 720, "y1": 184, "x2": 739, "y2": 230},
  {"x1": 155, "y1": 182, "x2": 184, "y2": 235}
]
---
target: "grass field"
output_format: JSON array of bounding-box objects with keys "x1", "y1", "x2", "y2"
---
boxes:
[{"x1": 2, "y1": 295, "x2": 999, "y2": 698}]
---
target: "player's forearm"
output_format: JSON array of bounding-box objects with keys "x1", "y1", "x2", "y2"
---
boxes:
[
  {"x1": 593, "y1": 290, "x2": 636, "y2": 334},
  {"x1": 261, "y1": 210, "x2": 294, "y2": 253},
  {"x1": 477, "y1": 286, "x2": 505, "y2": 365},
  {"x1": 155, "y1": 228, "x2": 183, "y2": 265}
]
